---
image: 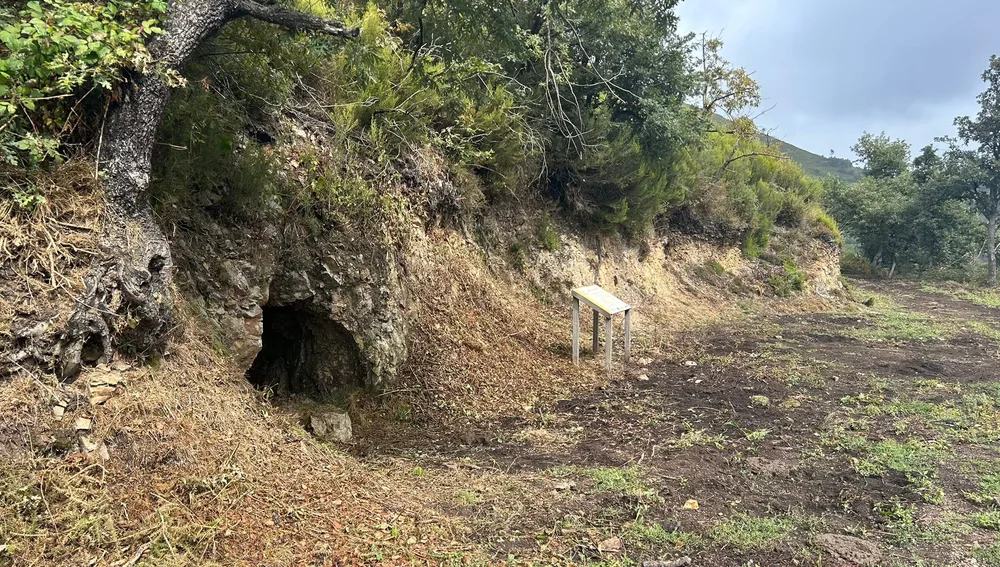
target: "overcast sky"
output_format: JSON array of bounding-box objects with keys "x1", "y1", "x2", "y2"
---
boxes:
[{"x1": 676, "y1": 0, "x2": 1000, "y2": 161}]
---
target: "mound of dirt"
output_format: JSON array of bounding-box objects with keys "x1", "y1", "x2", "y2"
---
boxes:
[{"x1": 812, "y1": 533, "x2": 883, "y2": 566}]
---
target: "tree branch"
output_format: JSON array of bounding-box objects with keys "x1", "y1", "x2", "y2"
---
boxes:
[{"x1": 234, "y1": 0, "x2": 360, "y2": 37}]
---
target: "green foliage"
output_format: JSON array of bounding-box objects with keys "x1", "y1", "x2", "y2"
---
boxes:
[
  {"x1": 974, "y1": 543, "x2": 1000, "y2": 566},
  {"x1": 676, "y1": 131, "x2": 829, "y2": 255},
  {"x1": 537, "y1": 217, "x2": 561, "y2": 252},
  {"x1": 826, "y1": 138, "x2": 983, "y2": 275},
  {"x1": 0, "y1": 0, "x2": 165, "y2": 166},
  {"x1": 852, "y1": 132, "x2": 910, "y2": 179},
  {"x1": 709, "y1": 513, "x2": 794, "y2": 551},
  {"x1": 6, "y1": 0, "x2": 843, "y2": 251},
  {"x1": 971, "y1": 512, "x2": 1000, "y2": 531},
  {"x1": 769, "y1": 260, "x2": 806, "y2": 297}
]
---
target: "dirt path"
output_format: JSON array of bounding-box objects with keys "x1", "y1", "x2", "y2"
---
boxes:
[{"x1": 355, "y1": 281, "x2": 1000, "y2": 566}]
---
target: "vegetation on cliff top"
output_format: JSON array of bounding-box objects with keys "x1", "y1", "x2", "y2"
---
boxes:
[{"x1": 2, "y1": 0, "x2": 835, "y2": 249}]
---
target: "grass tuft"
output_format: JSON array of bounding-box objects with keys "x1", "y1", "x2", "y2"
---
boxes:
[{"x1": 709, "y1": 513, "x2": 794, "y2": 550}]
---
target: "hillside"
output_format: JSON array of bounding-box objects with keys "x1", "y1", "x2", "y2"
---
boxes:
[
  {"x1": 0, "y1": 1, "x2": 860, "y2": 566},
  {"x1": 768, "y1": 136, "x2": 863, "y2": 183}
]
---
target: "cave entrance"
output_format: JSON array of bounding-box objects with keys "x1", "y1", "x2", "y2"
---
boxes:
[{"x1": 245, "y1": 304, "x2": 365, "y2": 400}]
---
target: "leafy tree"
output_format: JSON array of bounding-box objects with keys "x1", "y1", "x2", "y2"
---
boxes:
[
  {"x1": 851, "y1": 132, "x2": 910, "y2": 179},
  {"x1": 912, "y1": 145, "x2": 943, "y2": 185},
  {"x1": 389, "y1": 0, "x2": 698, "y2": 235},
  {"x1": 940, "y1": 55, "x2": 1000, "y2": 286},
  {"x1": 828, "y1": 134, "x2": 982, "y2": 275}
]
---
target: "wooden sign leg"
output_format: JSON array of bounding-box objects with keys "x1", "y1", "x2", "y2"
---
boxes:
[
  {"x1": 592, "y1": 310, "x2": 599, "y2": 355},
  {"x1": 605, "y1": 316, "x2": 613, "y2": 372},
  {"x1": 624, "y1": 309, "x2": 631, "y2": 363},
  {"x1": 572, "y1": 297, "x2": 580, "y2": 365}
]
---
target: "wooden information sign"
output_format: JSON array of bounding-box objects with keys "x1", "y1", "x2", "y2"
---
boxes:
[{"x1": 571, "y1": 285, "x2": 632, "y2": 371}]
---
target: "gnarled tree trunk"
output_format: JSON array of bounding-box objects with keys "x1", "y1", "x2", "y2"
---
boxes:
[{"x1": 57, "y1": 0, "x2": 357, "y2": 380}]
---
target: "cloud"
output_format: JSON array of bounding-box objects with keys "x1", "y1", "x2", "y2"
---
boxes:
[{"x1": 676, "y1": 0, "x2": 1000, "y2": 158}]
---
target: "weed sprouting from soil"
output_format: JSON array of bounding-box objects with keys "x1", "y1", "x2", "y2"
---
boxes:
[{"x1": 708, "y1": 513, "x2": 796, "y2": 551}]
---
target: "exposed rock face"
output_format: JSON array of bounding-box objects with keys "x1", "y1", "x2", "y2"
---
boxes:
[
  {"x1": 172, "y1": 208, "x2": 408, "y2": 395},
  {"x1": 309, "y1": 411, "x2": 352, "y2": 443}
]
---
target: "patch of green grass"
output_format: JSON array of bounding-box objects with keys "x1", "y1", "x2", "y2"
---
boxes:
[
  {"x1": 920, "y1": 284, "x2": 955, "y2": 297},
  {"x1": 784, "y1": 368, "x2": 826, "y2": 388},
  {"x1": 851, "y1": 439, "x2": 948, "y2": 502},
  {"x1": 549, "y1": 466, "x2": 657, "y2": 499},
  {"x1": 750, "y1": 395, "x2": 770, "y2": 407},
  {"x1": 973, "y1": 542, "x2": 1000, "y2": 566},
  {"x1": 744, "y1": 429, "x2": 770, "y2": 442},
  {"x1": 971, "y1": 511, "x2": 1000, "y2": 531},
  {"x1": 847, "y1": 307, "x2": 944, "y2": 344},
  {"x1": 967, "y1": 320, "x2": 1000, "y2": 343},
  {"x1": 709, "y1": 513, "x2": 794, "y2": 551},
  {"x1": 820, "y1": 415, "x2": 871, "y2": 451},
  {"x1": 963, "y1": 473, "x2": 1000, "y2": 505},
  {"x1": 769, "y1": 260, "x2": 807, "y2": 298},
  {"x1": 624, "y1": 519, "x2": 703, "y2": 550},
  {"x1": 874, "y1": 500, "x2": 965, "y2": 545},
  {"x1": 868, "y1": 399, "x2": 963, "y2": 424},
  {"x1": 456, "y1": 490, "x2": 481, "y2": 506},
  {"x1": 961, "y1": 289, "x2": 1000, "y2": 309}
]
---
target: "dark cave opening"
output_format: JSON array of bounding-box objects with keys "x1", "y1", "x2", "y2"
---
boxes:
[{"x1": 245, "y1": 304, "x2": 365, "y2": 400}]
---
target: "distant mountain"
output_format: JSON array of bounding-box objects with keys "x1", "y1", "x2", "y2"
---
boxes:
[{"x1": 763, "y1": 135, "x2": 863, "y2": 184}]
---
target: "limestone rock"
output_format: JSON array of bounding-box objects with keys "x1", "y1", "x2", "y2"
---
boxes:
[
  {"x1": 310, "y1": 412, "x2": 352, "y2": 443},
  {"x1": 812, "y1": 533, "x2": 882, "y2": 566}
]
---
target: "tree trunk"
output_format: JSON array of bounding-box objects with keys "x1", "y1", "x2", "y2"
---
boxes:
[
  {"x1": 57, "y1": 0, "x2": 356, "y2": 380},
  {"x1": 989, "y1": 213, "x2": 998, "y2": 287}
]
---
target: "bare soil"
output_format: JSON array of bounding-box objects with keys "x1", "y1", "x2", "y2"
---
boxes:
[
  {"x1": 351, "y1": 280, "x2": 1000, "y2": 566},
  {"x1": 7, "y1": 279, "x2": 1000, "y2": 567}
]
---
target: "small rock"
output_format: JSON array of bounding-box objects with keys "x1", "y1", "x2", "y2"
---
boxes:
[
  {"x1": 74, "y1": 417, "x2": 92, "y2": 431},
  {"x1": 812, "y1": 533, "x2": 882, "y2": 566},
  {"x1": 598, "y1": 536, "x2": 622, "y2": 552},
  {"x1": 89, "y1": 384, "x2": 117, "y2": 405},
  {"x1": 79, "y1": 435, "x2": 98, "y2": 452},
  {"x1": 682, "y1": 499, "x2": 699, "y2": 510},
  {"x1": 310, "y1": 412, "x2": 352, "y2": 443},
  {"x1": 637, "y1": 357, "x2": 653, "y2": 366},
  {"x1": 637, "y1": 373, "x2": 649, "y2": 381},
  {"x1": 683, "y1": 360, "x2": 697, "y2": 367},
  {"x1": 52, "y1": 405, "x2": 65, "y2": 419}
]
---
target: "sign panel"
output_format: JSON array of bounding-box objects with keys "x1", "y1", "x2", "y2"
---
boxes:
[{"x1": 572, "y1": 285, "x2": 630, "y2": 316}]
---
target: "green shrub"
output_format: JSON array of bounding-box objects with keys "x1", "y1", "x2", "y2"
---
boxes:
[
  {"x1": 537, "y1": 217, "x2": 561, "y2": 252},
  {"x1": 811, "y1": 208, "x2": 844, "y2": 246},
  {"x1": 0, "y1": 0, "x2": 166, "y2": 166},
  {"x1": 769, "y1": 259, "x2": 807, "y2": 297},
  {"x1": 775, "y1": 192, "x2": 808, "y2": 227},
  {"x1": 840, "y1": 250, "x2": 873, "y2": 277}
]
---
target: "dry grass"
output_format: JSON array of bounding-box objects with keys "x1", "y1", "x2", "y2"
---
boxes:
[{"x1": 0, "y1": 162, "x2": 102, "y2": 342}]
